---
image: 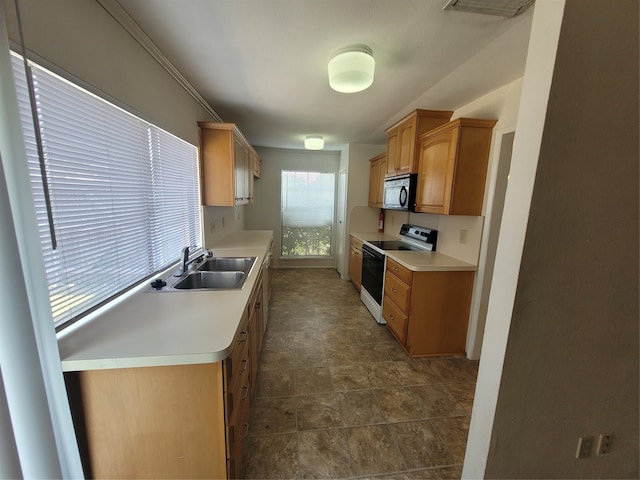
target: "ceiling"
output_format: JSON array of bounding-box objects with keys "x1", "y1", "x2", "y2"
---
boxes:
[{"x1": 116, "y1": 0, "x2": 534, "y2": 151}]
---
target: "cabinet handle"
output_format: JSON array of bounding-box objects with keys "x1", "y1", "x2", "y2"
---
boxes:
[
  {"x1": 240, "y1": 384, "x2": 249, "y2": 400},
  {"x1": 391, "y1": 288, "x2": 397, "y2": 294},
  {"x1": 240, "y1": 422, "x2": 250, "y2": 439},
  {"x1": 241, "y1": 358, "x2": 249, "y2": 372},
  {"x1": 239, "y1": 330, "x2": 248, "y2": 343},
  {"x1": 255, "y1": 302, "x2": 261, "y2": 308},
  {"x1": 392, "y1": 267, "x2": 399, "y2": 272},
  {"x1": 390, "y1": 315, "x2": 395, "y2": 321}
]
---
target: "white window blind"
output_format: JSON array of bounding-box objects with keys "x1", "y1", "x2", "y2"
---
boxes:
[
  {"x1": 10, "y1": 53, "x2": 201, "y2": 327},
  {"x1": 281, "y1": 170, "x2": 335, "y2": 257}
]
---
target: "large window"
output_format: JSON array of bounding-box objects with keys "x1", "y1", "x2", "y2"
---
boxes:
[
  {"x1": 281, "y1": 170, "x2": 335, "y2": 257},
  {"x1": 10, "y1": 53, "x2": 201, "y2": 328}
]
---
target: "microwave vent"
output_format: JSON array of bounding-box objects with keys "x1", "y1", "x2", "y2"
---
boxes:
[{"x1": 443, "y1": 0, "x2": 534, "y2": 17}]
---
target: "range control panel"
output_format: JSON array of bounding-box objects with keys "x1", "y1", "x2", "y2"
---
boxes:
[{"x1": 399, "y1": 224, "x2": 438, "y2": 251}]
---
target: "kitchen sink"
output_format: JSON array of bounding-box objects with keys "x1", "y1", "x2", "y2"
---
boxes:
[
  {"x1": 147, "y1": 256, "x2": 256, "y2": 292},
  {"x1": 196, "y1": 257, "x2": 256, "y2": 273},
  {"x1": 173, "y1": 271, "x2": 246, "y2": 290}
]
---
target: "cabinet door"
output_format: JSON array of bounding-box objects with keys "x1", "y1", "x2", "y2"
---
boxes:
[
  {"x1": 246, "y1": 148, "x2": 254, "y2": 204},
  {"x1": 377, "y1": 155, "x2": 387, "y2": 206},
  {"x1": 415, "y1": 128, "x2": 457, "y2": 214},
  {"x1": 396, "y1": 120, "x2": 416, "y2": 174},
  {"x1": 74, "y1": 364, "x2": 227, "y2": 479},
  {"x1": 368, "y1": 157, "x2": 380, "y2": 207},
  {"x1": 385, "y1": 130, "x2": 399, "y2": 177},
  {"x1": 382, "y1": 295, "x2": 408, "y2": 344},
  {"x1": 200, "y1": 128, "x2": 235, "y2": 206},
  {"x1": 406, "y1": 271, "x2": 474, "y2": 356},
  {"x1": 348, "y1": 238, "x2": 362, "y2": 290},
  {"x1": 233, "y1": 139, "x2": 247, "y2": 205}
]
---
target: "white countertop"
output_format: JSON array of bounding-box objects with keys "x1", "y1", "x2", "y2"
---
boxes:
[
  {"x1": 350, "y1": 231, "x2": 476, "y2": 272},
  {"x1": 57, "y1": 231, "x2": 273, "y2": 372}
]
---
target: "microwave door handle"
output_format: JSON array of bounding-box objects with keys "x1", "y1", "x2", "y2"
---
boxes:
[{"x1": 399, "y1": 186, "x2": 408, "y2": 207}]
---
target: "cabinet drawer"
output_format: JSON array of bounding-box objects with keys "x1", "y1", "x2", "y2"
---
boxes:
[
  {"x1": 382, "y1": 295, "x2": 408, "y2": 344},
  {"x1": 228, "y1": 368, "x2": 250, "y2": 426},
  {"x1": 386, "y1": 258, "x2": 412, "y2": 285},
  {"x1": 224, "y1": 312, "x2": 250, "y2": 389},
  {"x1": 384, "y1": 272, "x2": 411, "y2": 313}
]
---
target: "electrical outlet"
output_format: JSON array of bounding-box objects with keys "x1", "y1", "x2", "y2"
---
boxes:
[
  {"x1": 596, "y1": 434, "x2": 613, "y2": 455},
  {"x1": 576, "y1": 436, "x2": 594, "y2": 459},
  {"x1": 459, "y1": 229, "x2": 468, "y2": 244}
]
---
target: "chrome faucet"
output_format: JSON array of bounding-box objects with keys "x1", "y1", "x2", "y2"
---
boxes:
[{"x1": 178, "y1": 246, "x2": 190, "y2": 276}]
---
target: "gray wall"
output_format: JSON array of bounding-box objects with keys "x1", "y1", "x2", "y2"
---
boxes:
[
  {"x1": 485, "y1": 0, "x2": 639, "y2": 477},
  {"x1": 3, "y1": 0, "x2": 214, "y2": 145},
  {"x1": 245, "y1": 147, "x2": 340, "y2": 268}
]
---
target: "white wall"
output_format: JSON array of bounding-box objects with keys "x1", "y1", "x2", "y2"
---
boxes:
[
  {"x1": 202, "y1": 205, "x2": 245, "y2": 247},
  {"x1": 245, "y1": 147, "x2": 340, "y2": 268}
]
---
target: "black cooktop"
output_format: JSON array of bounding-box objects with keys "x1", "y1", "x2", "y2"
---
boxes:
[{"x1": 366, "y1": 240, "x2": 423, "y2": 251}]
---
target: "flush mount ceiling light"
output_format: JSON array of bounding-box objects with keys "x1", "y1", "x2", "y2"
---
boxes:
[
  {"x1": 304, "y1": 135, "x2": 324, "y2": 150},
  {"x1": 328, "y1": 44, "x2": 375, "y2": 93}
]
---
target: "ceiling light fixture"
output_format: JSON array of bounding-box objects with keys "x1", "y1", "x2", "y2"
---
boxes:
[
  {"x1": 304, "y1": 135, "x2": 324, "y2": 150},
  {"x1": 328, "y1": 44, "x2": 375, "y2": 93}
]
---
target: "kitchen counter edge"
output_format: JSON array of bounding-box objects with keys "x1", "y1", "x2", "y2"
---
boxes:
[
  {"x1": 350, "y1": 231, "x2": 477, "y2": 272},
  {"x1": 57, "y1": 231, "x2": 273, "y2": 372}
]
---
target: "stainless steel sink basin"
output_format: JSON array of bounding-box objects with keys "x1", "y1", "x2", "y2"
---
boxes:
[
  {"x1": 147, "y1": 256, "x2": 256, "y2": 292},
  {"x1": 173, "y1": 271, "x2": 246, "y2": 290},
  {"x1": 197, "y1": 257, "x2": 256, "y2": 273}
]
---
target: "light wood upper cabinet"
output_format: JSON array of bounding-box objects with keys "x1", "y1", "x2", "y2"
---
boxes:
[
  {"x1": 415, "y1": 118, "x2": 496, "y2": 215},
  {"x1": 198, "y1": 122, "x2": 259, "y2": 206},
  {"x1": 368, "y1": 153, "x2": 386, "y2": 208},
  {"x1": 384, "y1": 109, "x2": 453, "y2": 178}
]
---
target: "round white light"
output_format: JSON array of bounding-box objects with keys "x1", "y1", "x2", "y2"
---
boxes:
[
  {"x1": 304, "y1": 135, "x2": 324, "y2": 150},
  {"x1": 328, "y1": 45, "x2": 375, "y2": 93}
]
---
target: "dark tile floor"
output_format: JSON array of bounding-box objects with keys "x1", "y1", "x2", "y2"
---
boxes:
[{"x1": 243, "y1": 268, "x2": 478, "y2": 479}]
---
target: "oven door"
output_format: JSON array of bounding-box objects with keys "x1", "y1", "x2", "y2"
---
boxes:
[{"x1": 361, "y1": 244, "x2": 385, "y2": 305}]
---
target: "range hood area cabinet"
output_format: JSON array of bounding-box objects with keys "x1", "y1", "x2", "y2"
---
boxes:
[
  {"x1": 384, "y1": 109, "x2": 453, "y2": 178},
  {"x1": 198, "y1": 122, "x2": 259, "y2": 206},
  {"x1": 415, "y1": 118, "x2": 496, "y2": 216}
]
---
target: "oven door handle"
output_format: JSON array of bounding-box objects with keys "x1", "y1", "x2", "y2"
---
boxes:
[{"x1": 362, "y1": 244, "x2": 385, "y2": 260}]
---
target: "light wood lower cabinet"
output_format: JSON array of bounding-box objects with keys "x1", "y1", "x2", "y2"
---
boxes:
[
  {"x1": 382, "y1": 257, "x2": 475, "y2": 357},
  {"x1": 348, "y1": 235, "x2": 363, "y2": 291},
  {"x1": 66, "y1": 272, "x2": 265, "y2": 479}
]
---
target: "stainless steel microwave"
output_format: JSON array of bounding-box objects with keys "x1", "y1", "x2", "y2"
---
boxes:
[{"x1": 382, "y1": 174, "x2": 417, "y2": 211}]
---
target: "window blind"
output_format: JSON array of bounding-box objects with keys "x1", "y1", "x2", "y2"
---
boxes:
[
  {"x1": 281, "y1": 170, "x2": 335, "y2": 257},
  {"x1": 10, "y1": 53, "x2": 201, "y2": 327}
]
